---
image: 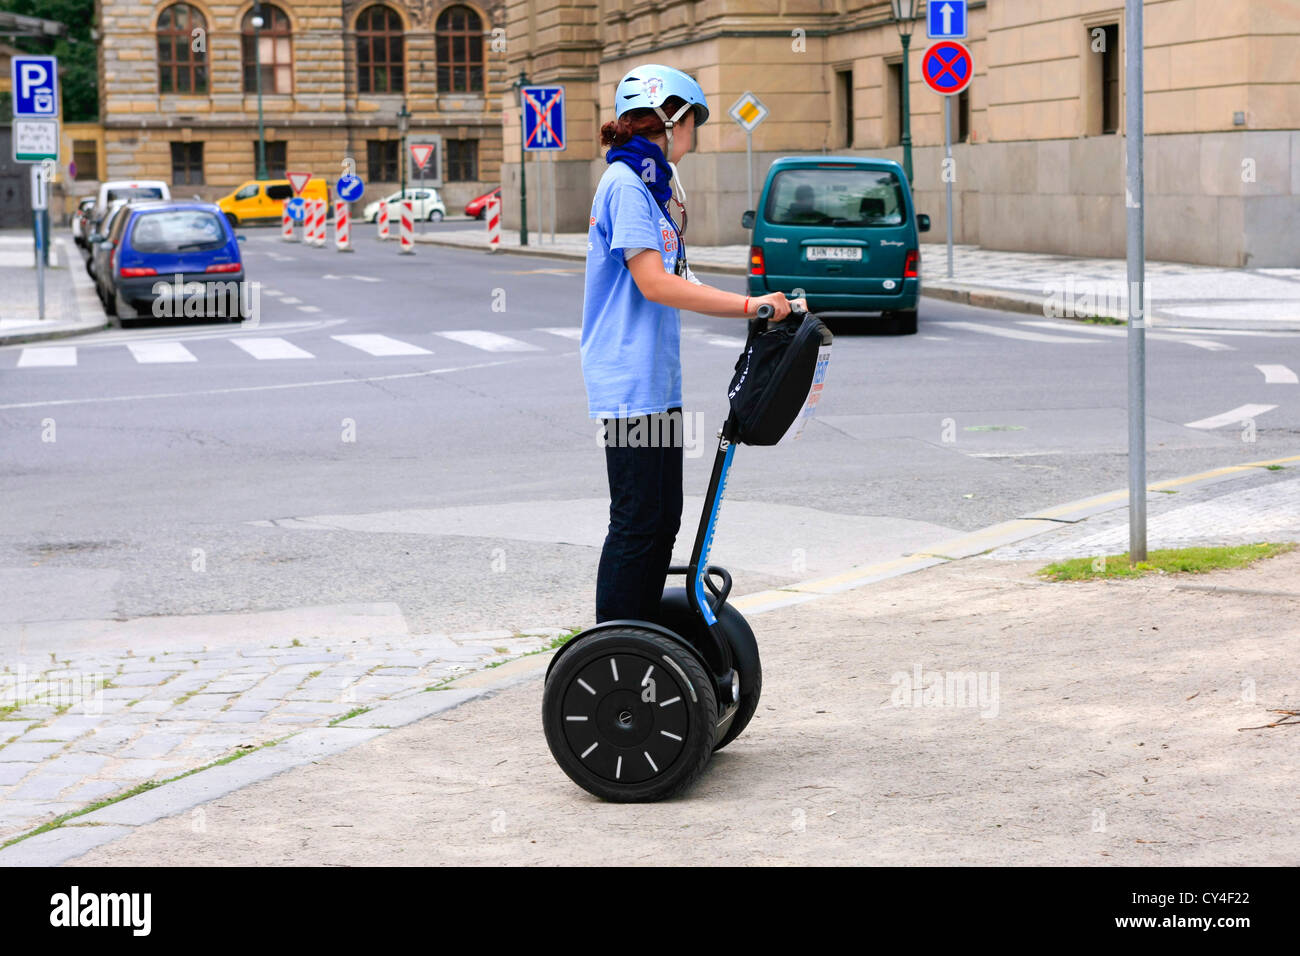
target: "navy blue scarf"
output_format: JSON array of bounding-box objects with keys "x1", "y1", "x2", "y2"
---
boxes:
[{"x1": 606, "y1": 135, "x2": 674, "y2": 204}]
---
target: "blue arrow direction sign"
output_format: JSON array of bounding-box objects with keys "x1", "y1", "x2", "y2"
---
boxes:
[
  {"x1": 286, "y1": 197, "x2": 306, "y2": 222},
  {"x1": 335, "y1": 174, "x2": 365, "y2": 202},
  {"x1": 11, "y1": 55, "x2": 60, "y2": 118},
  {"x1": 927, "y1": 0, "x2": 968, "y2": 40},
  {"x1": 522, "y1": 86, "x2": 566, "y2": 151}
]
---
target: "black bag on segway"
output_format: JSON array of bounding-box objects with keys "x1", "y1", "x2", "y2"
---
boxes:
[{"x1": 727, "y1": 313, "x2": 832, "y2": 445}]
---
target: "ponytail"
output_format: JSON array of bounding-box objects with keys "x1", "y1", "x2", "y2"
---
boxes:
[{"x1": 599, "y1": 96, "x2": 688, "y2": 149}]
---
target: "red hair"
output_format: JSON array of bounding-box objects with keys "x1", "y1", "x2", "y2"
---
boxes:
[{"x1": 599, "y1": 96, "x2": 688, "y2": 149}]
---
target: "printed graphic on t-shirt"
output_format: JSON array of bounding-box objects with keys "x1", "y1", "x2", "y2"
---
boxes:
[{"x1": 658, "y1": 216, "x2": 677, "y2": 255}]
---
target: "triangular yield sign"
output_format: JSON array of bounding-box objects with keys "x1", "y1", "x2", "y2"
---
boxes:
[
  {"x1": 409, "y1": 144, "x2": 434, "y2": 170},
  {"x1": 286, "y1": 171, "x2": 312, "y2": 195}
]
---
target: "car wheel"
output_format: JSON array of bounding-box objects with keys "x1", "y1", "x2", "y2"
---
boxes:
[
  {"x1": 114, "y1": 290, "x2": 137, "y2": 323},
  {"x1": 475, "y1": 208, "x2": 486, "y2": 220},
  {"x1": 103, "y1": 287, "x2": 117, "y2": 317},
  {"x1": 883, "y1": 309, "x2": 918, "y2": 335},
  {"x1": 224, "y1": 213, "x2": 238, "y2": 228},
  {"x1": 427, "y1": 209, "x2": 443, "y2": 222}
]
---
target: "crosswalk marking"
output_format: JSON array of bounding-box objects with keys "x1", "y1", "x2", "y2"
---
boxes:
[
  {"x1": 934, "y1": 321, "x2": 1098, "y2": 344},
  {"x1": 1018, "y1": 320, "x2": 1237, "y2": 351},
  {"x1": 127, "y1": 341, "x2": 198, "y2": 364},
  {"x1": 434, "y1": 330, "x2": 542, "y2": 352},
  {"x1": 1256, "y1": 364, "x2": 1298, "y2": 384},
  {"x1": 230, "y1": 337, "x2": 315, "y2": 360},
  {"x1": 298, "y1": 306, "x2": 321, "y2": 313},
  {"x1": 281, "y1": 296, "x2": 302, "y2": 305},
  {"x1": 17, "y1": 346, "x2": 77, "y2": 367},
  {"x1": 535, "y1": 327, "x2": 582, "y2": 340},
  {"x1": 1185, "y1": 403, "x2": 1277, "y2": 430},
  {"x1": 331, "y1": 334, "x2": 432, "y2": 356}
]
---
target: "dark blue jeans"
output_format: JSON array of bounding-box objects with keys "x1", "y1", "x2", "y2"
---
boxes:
[{"x1": 596, "y1": 408, "x2": 684, "y2": 623}]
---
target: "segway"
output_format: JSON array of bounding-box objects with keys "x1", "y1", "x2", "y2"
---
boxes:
[{"x1": 543, "y1": 303, "x2": 833, "y2": 801}]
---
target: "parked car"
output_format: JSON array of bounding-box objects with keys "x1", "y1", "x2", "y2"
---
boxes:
[
  {"x1": 90, "y1": 180, "x2": 171, "y2": 235},
  {"x1": 91, "y1": 201, "x2": 246, "y2": 324},
  {"x1": 742, "y1": 157, "x2": 930, "y2": 335},
  {"x1": 362, "y1": 188, "x2": 445, "y2": 223},
  {"x1": 87, "y1": 198, "x2": 133, "y2": 282},
  {"x1": 217, "y1": 177, "x2": 328, "y2": 226},
  {"x1": 71, "y1": 197, "x2": 96, "y2": 248},
  {"x1": 464, "y1": 187, "x2": 501, "y2": 219}
]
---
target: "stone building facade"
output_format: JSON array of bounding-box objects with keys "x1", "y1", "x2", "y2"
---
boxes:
[
  {"x1": 95, "y1": 0, "x2": 506, "y2": 209},
  {"x1": 500, "y1": 0, "x2": 1300, "y2": 267}
]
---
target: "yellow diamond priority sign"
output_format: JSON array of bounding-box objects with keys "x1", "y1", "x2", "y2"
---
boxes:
[{"x1": 728, "y1": 92, "x2": 769, "y2": 133}]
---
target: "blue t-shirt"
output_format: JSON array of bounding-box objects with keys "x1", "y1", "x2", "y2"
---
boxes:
[{"x1": 581, "y1": 162, "x2": 683, "y2": 419}]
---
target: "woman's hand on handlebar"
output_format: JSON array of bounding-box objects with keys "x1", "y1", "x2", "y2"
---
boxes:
[{"x1": 751, "y1": 293, "x2": 809, "y2": 322}]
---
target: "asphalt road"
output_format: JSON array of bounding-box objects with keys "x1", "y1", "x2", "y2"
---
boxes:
[{"x1": 2, "y1": 227, "x2": 1297, "y2": 639}]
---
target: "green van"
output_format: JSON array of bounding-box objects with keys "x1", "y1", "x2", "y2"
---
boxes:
[{"x1": 743, "y1": 157, "x2": 930, "y2": 334}]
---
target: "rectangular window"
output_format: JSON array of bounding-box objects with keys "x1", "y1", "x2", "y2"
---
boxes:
[
  {"x1": 958, "y1": 89, "x2": 970, "y2": 142},
  {"x1": 367, "y1": 140, "x2": 399, "y2": 182},
  {"x1": 170, "y1": 142, "x2": 204, "y2": 186},
  {"x1": 763, "y1": 167, "x2": 907, "y2": 228},
  {"x1": 445, "y1": 140, "x2": 477, "y2": 181},
  {"x1": 254, "y1": 142, "x2": 287, "y2": 179},
  {"x1": 72, "y1": 140, "x2": 98, "y2": 181},
  {"x1": 1100, "y1": 24, "x2": 1120, "y2": 133},
  {"x1": 836, "y1": 70, "x2": 854, "y2": 148},
  {"x1": 886, "y1": 62, "x2": 903, "y2": 146}
]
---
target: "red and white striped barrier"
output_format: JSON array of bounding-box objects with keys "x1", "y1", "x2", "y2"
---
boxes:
[
  {"x1": 399, "y1": 199, "x2": 414, "y2": 255},
  {"x1": 313, "y1": 199, "x2": 327, "y2": 247},
  {"x1": 486, "y1": 197, "x2": 500, "y2": 249},
  {"x1": 376, "y1": 200, "x2": 389, "y2": 241},
  {"x1": 281, "y1": 204, "x2": 295, "y2": 241},
  {"x1": 334, "y1": 200, "x2": 351, "y2": 252}
]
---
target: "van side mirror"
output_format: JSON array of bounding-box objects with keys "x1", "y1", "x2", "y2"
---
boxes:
[
  {"x1": 741, "y1": 210, "x2": 755, "y2": 230},
  {"x1": 917, "y1": 214, "x2": 931, "y2": 233}
]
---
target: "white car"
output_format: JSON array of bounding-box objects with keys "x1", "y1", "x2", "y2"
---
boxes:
[
  {"x1": 91, "y1": 180, "x2": 171, "y2": 236},
  {"x1": 363, "y1": 188, "x2": 446, "y2": 223}
]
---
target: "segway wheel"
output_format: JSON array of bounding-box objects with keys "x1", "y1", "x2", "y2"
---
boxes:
[
  {"x1": 714, "y1": 647, "x2": 761, "y2": 752},
  {"x1": 543, "y1": 627, "x2": 718, "y2": 802}
]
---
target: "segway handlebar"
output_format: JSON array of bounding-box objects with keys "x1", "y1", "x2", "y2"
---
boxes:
[{"x1": 755, "y1": 300, "x2": 808, "y2": 324}]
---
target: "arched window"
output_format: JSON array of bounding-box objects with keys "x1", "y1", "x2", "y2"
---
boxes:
[
  {"x1": 356, "y1": 5, "x2": 404, "y2": 94},
  {"x1": 157, "y1": 3, "x2": 208, "y2": 94},
  {"x1": 436, "y1": 6, "x2": 484, "y2": 93},
  {"x1": 242, "y1": 5, "x2": 293, "y2": 94}
]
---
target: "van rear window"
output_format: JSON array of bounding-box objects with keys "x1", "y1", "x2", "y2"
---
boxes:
[
  {"x1": 107, "y1": 187, "x2": 165, "y2": 202},
  {"x1": 764, "y1": 168, "x2": 906, "y2": 227},
  {"x1": 129, "y1": 210, "x2": 228, "y2": 253}
]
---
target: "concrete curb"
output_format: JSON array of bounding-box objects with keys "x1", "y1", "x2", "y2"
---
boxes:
[
  {"x1": 0, "y1": 238, "x2": 112, "y2": 346},
  {"x1": 2, "y1": 454, "x2": 1295, "y2": 866}
]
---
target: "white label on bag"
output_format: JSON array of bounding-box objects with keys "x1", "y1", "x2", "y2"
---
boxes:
[{"x1": 781, "y1": 344, "x2": 832, "y2": 443}]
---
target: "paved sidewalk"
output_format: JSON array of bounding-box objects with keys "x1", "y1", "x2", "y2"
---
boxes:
[
  {"x1": 3, "y1": 462, "x2": 1298, "y2": 865},
  {"x1": 0, "y1": 233, "x2": 109, "y2": 344},
  {"x1": 413, "y1": 228, "x2": 1300, "y2": 331}
]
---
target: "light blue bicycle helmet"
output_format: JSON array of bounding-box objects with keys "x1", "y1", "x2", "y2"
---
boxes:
[{"x1": 614, "y1": 64, "x2": 709, "y2": 157}]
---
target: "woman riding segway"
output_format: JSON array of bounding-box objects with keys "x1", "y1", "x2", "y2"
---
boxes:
[{"x1": 580, "y1": 63, "x2": 806, "y2": 626}]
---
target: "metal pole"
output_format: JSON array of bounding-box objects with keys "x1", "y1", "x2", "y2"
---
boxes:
[
  {"x1": 1125, "y1": 0, "x2": 1147, "y2": 561},
  {"x1": 943, "y1": 94, "x2": 954, "y2": 279},
  {"x1": 254, "y1": 19, "x2": 267, "y2": 179},
  {"x1": 35, "y1": 210, "x2": 45, "y2": 320},
  {"x1": 549, "y1": 150, "x2": 556, "y2": 244},
  {"x1": 900, "y1": 32, "x2": 913, "y2": 183},
  {"x1": 746, "y1": 130, "x2": 753, "y2": 212},
  {"x1": 519, "y1": 73, "x2": 529, "y2": 247}
]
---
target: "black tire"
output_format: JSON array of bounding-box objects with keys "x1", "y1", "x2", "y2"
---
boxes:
[
  {"x1": 427, "y1": 209, "x2": 443, "y2": 222},
  {"x1": 882, "y1": 309, "x2": 918, "y2": 335},
  {"x1": 714, "y1": 644, "x2": 761, "y2": 752},
  {"x1": 543, "y1": 628, "x2": 717, "y2": 802},
  {"x1": 224, "y1": 212, "x2": 238, "y2": 228},
  {"x1": 103, "y1": 286, "x2": 117, "y2": 316}
]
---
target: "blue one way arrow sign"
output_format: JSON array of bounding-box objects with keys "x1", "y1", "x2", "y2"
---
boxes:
[{"x1": 928, "y1": 0, "x2": 968, "y2": 40}]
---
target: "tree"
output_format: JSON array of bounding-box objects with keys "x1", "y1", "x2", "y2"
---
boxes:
[{"x1": 0, "y1": 0, "x2": 98, "y2": 121}]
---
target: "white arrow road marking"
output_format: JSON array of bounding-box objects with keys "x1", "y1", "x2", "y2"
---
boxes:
[
  {"x1": 1184, "y1": 403, "x2": 1278, "y2": 430},
  {"x1": 435, "y1": 330, "x2": 542, "y2": 352},
  {"x1": 331, "y1": 334, "x2": 432, "y2": 356},
  {"x1": 933, "y1": 321, "x2": 1099, "y2": 344},
  {"x1": 17, "y1": 346, "x2": 76, "y2": 367},
  {"x1": 535, "y1": 326, "x2": 582, "y2": 340},
  {"x1": 1256, "y1": 364, "x2": 1298, "y2": 384},
  {"x1": 127, "y1": 341, "x2": 197, "y2": 363},
  {"x1": 230, "y1": 337, "x2": 314, "y2": 360}
]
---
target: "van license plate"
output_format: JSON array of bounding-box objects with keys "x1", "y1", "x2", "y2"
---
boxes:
[{"x1": 806, "y1": 246, "x2": 862, "y2": 261}]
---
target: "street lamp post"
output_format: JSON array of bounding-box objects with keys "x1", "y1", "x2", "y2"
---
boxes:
[
  {"x1": 890, "y1": 0, "x2": 922, "y2": 184},
  {"x1": 397, "y1": 102, "x2": 411, "y2": 201},
  {"x1": 252, "y1": 4, "x2": 267, "y2": 179},
  {"x1": 512, "y1": 71, "x2": 530, "y2": 246}
]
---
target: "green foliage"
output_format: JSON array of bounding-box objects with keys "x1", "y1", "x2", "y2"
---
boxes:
[
  {"x1": 1038, "y1": 542, "x2": 1295, "y2": 581},
  {"x1": 0, "y1": 0, "x2": 99, "y2": 121}
]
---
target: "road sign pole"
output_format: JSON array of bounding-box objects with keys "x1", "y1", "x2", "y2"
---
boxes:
[
  {"x1": 549, "y1": 151, "x2": 556, "y2": 244},
  {"x1": 1126, "y1": 0, "x2": 1147, "y2": 561},
  {"x1": 34, "y1": 210, "x2": 45, "y2": 320},
  {"x1": 900, "y1": 32, "x2": 914, "y2": 183},
  {"x1": 943, "y1": 94, "x2": 954, "y2": 279},
  {"x1": 746, "y1": 131, "x2": 753, "y2": 212}
]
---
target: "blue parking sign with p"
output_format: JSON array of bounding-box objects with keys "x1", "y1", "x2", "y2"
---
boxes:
[
  {"x1": 521, "y1": 86, "x2": 565, "y2": 151},
  {"x1": 12, "y1": 55, "x2": 60, "y2": 118},
  {"x1": 927, "y1": 0, "x2": 967, "y2": 40}
]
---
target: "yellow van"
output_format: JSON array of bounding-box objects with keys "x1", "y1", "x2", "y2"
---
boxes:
[{"x1": 217, "y1": 178, "x2": 329, "y2": 225}]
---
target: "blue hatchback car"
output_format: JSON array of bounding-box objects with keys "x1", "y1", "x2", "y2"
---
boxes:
[{"x1": 98, "y1": 201, "x2": 247, "y2": 324}]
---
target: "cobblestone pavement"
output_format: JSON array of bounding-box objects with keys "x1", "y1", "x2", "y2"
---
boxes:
[
  {"x1": 986, "y1": 474, "x2": 1300, "y2": 562},
  {"x1": 0, "y1": 611, "x2": 564, "y2": 842}
]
